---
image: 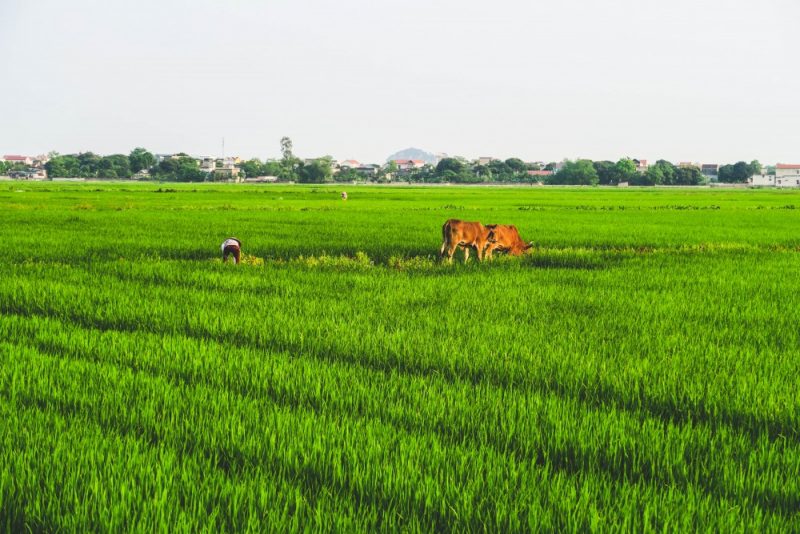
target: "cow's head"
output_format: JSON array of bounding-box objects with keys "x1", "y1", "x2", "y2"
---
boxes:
[
  {"x1": 485, "y1": 225, "x2": 498, "y2": 243},
  {"x1": 509, "y1": 241, "x2": 534, "y2": 256}
]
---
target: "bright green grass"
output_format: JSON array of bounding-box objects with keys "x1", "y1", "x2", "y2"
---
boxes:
[{"x1": 1, "y1": 182, "x2": 799, "y2": 532}]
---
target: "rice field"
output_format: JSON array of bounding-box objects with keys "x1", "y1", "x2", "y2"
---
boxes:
[{"x1": 1, "y1": 182, "x2": 799, "y2": 532}]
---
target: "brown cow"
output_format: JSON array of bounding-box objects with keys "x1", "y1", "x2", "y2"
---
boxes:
[
  {"x1": 440, "y1": 219, "x2": 491, "y2": 263},
  {"x1": 484, "y1": 225, "x2": 532, "y2": 259}
]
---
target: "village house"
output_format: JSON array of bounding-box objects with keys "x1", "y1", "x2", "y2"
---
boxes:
[
  {"x1": 355, "y1": 164, "x2": 381, "y2": 178},
  {"x1": 527, "y1": 170, "x2": 553, "y2": 178},
  {"x1": 213, "y1": 166, "x2": 241, "y2": 181},
  {"x1": 633, "y1": 159, "x2": 648, "y2": 173},
  {"x1": 775, "y1": 164, "x2": 800, "y2": 187},
  {"x1": 391, "y1": 159, "x2": 426, "y2": 171},
  {"x1": 701, "y1": 164, "x2": 719, "y2": 181},
  {"x1": 197, "y1": 156, "x2": 217, "y2": 172},
  {"x1": 3, "y1": 155, "x2": 33, "y2": 166},
  {"x1": 750, "y1": 172, "x2": 775, "y2": 187},
  {"x1": 338, "y1": 159, "x2": 360, "y2": 169}
]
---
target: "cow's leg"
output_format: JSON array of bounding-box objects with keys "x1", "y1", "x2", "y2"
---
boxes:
[
  {"x1": 444, "y1": 242, "x2": 458, "y2": 264},
  {"x1": 462, "y1": 245, "x2": 470, "y2": 262}
]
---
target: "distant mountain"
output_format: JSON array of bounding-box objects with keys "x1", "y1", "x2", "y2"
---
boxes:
[{"x1": 386, "y1": 148, "x2": 437, "y2": 164}]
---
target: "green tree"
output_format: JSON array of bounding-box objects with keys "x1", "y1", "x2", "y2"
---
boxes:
[
  {"x1": 45, "y1": 155, "x2": 80, "y2": 177},
  {"x1": 474, "y1": 164, "x2": 492, "y2": 182},
  {"x1": 487, "y1": 160, "x2": 513, "y2": 182},
  {"x1": 732, "y1": 161, "x2": 752, "y2": 183},
  {"x1": 717, "y1": 164, "x2": 734, "y2": 183},
  {"x1": 98, "y1": 154, "x2": 131, "y2": 178},
  {"x1": 505, "y1": 158, "x2": 526, "y2": 173},
  {"x1": 436, "y1": 158, "x2": 479, "y2": 183},
  {"x1": 436, "y1": 158, "x2": 465, "y2": 176},
  {"x1": 593, "y1": 160, "x2": 616, "y2": 185},
  {"x1": 674, "y1": 166, "x2": 705, "y2": 185},
  {"x1": 614, "y1": 158, "x2": 637, "y2": 184},
  {"x1": 407, "y1": 164, "x2": 436, "y2": 183},
  {"x1": 279, "y1": 137, "x2": 299, "y2": 181},
  {"x1": 262, "y1": 160, "x2": 282, "y2": 177},
  {"x1": 153, "y1": 156, "x2": 207, "y2": 182},
  {"x1": 335, "y1": 167, "x2": 360, "y2": 183},
  {"x1": 298, "y1": 157, "x2": 333, "y2": 183},
  {"x1": 637, "y1": 159, "x2": 676, "y2": 186},
  {"x1": 75, "y1": 152, "x2": 101, "y2": 178},
  {"x1": 719, "y1": 161, "x2": 755, "y2": 183},
  {"x1": 129, "y1": 148, "x2": 156, "y2": 173},
  {"x1": 239, "y1": 158, "x2": 263, "y2": 178},
  {"x1": 549, "y1": 159, "x2": 598, "y2": 185}
]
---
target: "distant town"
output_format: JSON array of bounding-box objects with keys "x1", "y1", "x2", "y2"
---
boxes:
[{"x1": 2, "y1": 140, "x2": 799, "y2": 187}]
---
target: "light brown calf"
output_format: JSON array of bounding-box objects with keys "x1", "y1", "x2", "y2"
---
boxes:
[
  {"x1": 440, "y1": 219, "x2": 492, "y2": 263},
  {"x1": 484, "y1": 225, "x2": 532, "y2": 259}
]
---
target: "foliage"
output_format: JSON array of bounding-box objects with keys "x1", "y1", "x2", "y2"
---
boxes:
[
  {"x1": 129, "y1": 148, "x2": 156, "y2": 173},
  {"x1": 279, "y1": 136, "x2": 299, "y2": 182},
  {"x1": 98, "y1": 154, "x2": 132, "y2": 179},
  {"x1": 549, "y1": 159, "x2": 599, "y2": 185},
  {"x1": 718, "y1": 161, "x2": 759, "y2": 183},
  {"x1": 334, "y1": 167, "x2": 361, "y2": 183},
  {"x1": 239, "y1": 158, "x2": 264, "y2": 179},
  {"x1": 152, "y1": 156, "x2": 207, "y2": 182},
  {"x1": 297, "y1": 157, "x2": 333, "y2": 184},
  {"x1": 674, "y1": 165, "x2": 706, "y2": 185},
  {"x1": 593, "y1": 160, "x2": 616, "y2": 185}
]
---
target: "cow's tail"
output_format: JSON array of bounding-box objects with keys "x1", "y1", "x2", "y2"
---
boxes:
[{"x1": 440, "y1": 220, "x2": 452, "y2": 258}]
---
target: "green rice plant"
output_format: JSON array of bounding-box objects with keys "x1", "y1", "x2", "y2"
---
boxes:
[{"x1": 0, "y1": 183, "x2": 799, "y2": 532}]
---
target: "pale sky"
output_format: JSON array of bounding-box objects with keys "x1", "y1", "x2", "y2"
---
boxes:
[{"x1": 1, "y1": 0, "x2": 797, "y2": 164}]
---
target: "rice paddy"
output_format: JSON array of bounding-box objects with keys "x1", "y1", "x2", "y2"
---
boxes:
[{"x1": 1, "y1": 182, "x2": 799, "y2": 532}]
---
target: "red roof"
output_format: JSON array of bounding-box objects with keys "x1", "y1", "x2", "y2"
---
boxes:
[
  {"x1": 3, "y1": 155, "x2": 29, "y2": 161},
  {"x1": 527, "y1": 170, "x2": 553, "y2": 176},
  {"x1": 776, "y1": 164, "x2": 800, "y2": 170}
]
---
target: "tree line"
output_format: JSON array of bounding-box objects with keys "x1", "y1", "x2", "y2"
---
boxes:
[{"x1": 35, "y1": 141, "x2": 765, "y2": 186}]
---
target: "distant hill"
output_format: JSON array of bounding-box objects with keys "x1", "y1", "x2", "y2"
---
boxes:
[{"x1": 386, "y1": 148, "x2": 437, "y2": 164}]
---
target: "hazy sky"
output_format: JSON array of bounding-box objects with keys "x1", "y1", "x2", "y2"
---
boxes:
[{"x1": 1, "y1": 0, "x2": 797, "y2": 164}]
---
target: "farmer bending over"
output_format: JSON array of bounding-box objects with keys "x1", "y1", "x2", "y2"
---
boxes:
[{"x1": 221, "y1": 237, "x2": 242, "y2": 264}]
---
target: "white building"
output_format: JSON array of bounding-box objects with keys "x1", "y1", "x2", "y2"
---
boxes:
[
  {"x1": 775, "y1": 164, "x2": 800, "y2": 187},
  {"x1": 750, "y1": 173, "x2": 776, "y2": 186}
]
